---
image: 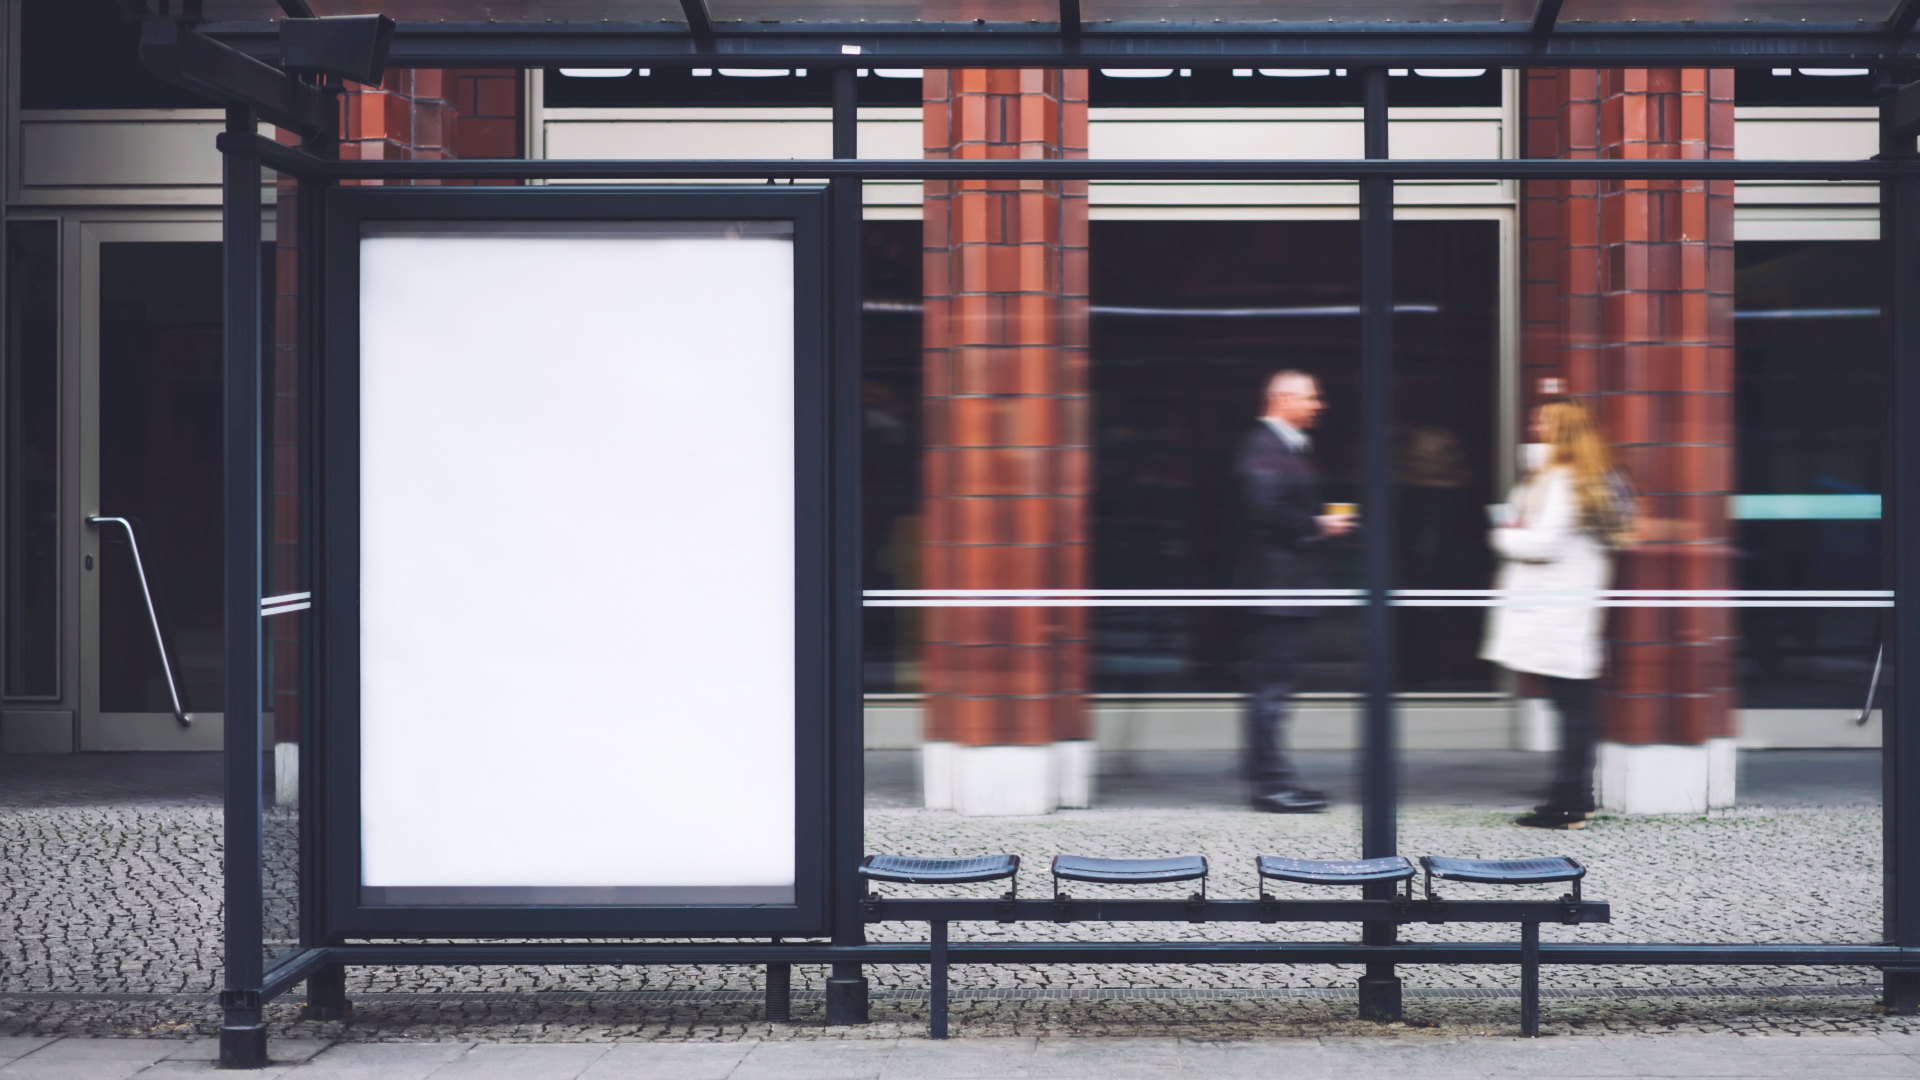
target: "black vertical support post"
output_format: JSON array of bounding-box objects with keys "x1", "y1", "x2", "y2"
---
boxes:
[
  {"x1": 824, "y1": 63, "x2": 871, "y2": 1028},
  {"x1": 296, "y1": 88, "x2": 349, "y2": 1025},
  {"x1": 929, "y1": 920, "x2": 949, "y2": 1039},
  {"x1": 1356, "y1": 67, "x2": 1403, "y2": 1025},
  {"x1": 1520, "y1": 921, "x2": 1541, "y2": 1036},
  {"x1": 219, "y1": 104, "x2": 269, "y2": 1070},
  {"x1": 1882, "y1": 84, "x2": 1920, "y2": 1017}
]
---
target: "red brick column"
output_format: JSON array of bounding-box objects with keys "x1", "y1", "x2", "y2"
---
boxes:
[
  {"x1": 919, "y1": 69, "x2": 1092, "y2": 812},
  {"x1": 339, "y1": 69, "x2": 522, "y2": 181},
  {"x1": 1522, "y1": 69, "x2": 1738, "y2": 753}
]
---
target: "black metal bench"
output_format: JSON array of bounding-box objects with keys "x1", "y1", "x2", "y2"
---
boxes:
[{"x1": 858, "y1": 851, "x2": 1603, "y2": 1039}]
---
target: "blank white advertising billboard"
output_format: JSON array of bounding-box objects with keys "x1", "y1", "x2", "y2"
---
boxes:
[{"x1": 356, "y1": 220, "x2": 796, "y2": 905}]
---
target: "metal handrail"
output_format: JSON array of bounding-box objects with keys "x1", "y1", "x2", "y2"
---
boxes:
[{"x1": 86, "y1": 516, "x2": 189, "y2": 726}]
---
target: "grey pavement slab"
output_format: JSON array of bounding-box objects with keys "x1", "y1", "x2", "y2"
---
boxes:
[
  {"x1": 291, "y1": 1044, "x2": 472, "y2": 1080},
  {"x1": 428, "y1": 1044, "x2": 613, "y2": 1080},
  {"x1": 0, "y1": 1042, "x2": 53, "y2": 1067},
  {"x1": 878, "y1": 1037, "x2": 1036, "y2": 1078},
  {"x1": 1028, "y1": 1037, "x2": 1185, "y2": 1077},
  {"x1": 578, "y1": 1042, "x2": 758, "y2": 1080},
  {"x1": 731, "y1": 1040, "x2": 899, "y2": 1080},
  {"x1": 0, "y1": 1035, "x2": 1918, "y2": 1078}
]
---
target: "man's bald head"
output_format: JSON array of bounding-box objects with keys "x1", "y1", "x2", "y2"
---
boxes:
[{"x1": 1263, "y1": 369, "x2": 1325, "y2": 431}]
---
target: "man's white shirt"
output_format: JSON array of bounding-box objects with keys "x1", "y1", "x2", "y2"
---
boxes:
[{"x1": 1262, "y1": 415, "x2": 1311, "y2": 453}]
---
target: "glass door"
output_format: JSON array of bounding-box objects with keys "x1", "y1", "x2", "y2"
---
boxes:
[{"x1": 78, "y1": 221, "x2": 227, "y2": 750}]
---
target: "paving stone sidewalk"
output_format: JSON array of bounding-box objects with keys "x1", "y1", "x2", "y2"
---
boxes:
[
  {"x1": 3, "y1": 751, "x2": 1915, "y2": 1042},
  {"x1": 4, "y1": 1032, "x2": 1920, "y2": 1078}
]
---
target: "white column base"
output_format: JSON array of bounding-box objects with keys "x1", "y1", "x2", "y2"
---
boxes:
[
  {"x1": 274, "y1": 741, "x2": 299, "y2": 808},
  {"x1": 952, "y1": 745, "x2": 1058, "y2": 817},
  {"x1": 1053, "y1": 739, "x2": 1096, "y2": 809},
  {"x1": 1598, "y1": 737, "x2": 1739, "y2": 814},
  {"x1": 1515, "y1": 698, "x2": 1560, "y2": 753},
  {"x1": 921, "y1": 741, "x2": 956, "y2": 810}
]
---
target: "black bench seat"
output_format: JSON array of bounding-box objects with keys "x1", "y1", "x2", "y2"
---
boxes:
[
  {"x1": 1257, "y1": 855, "x2": 1415, "y2": 887},
  {"x1": 1420, "y1": 856, "x2": 1584, "y2": 887},
  {"x1": 859, "y1": 854, "x2": 1019, "y2": 886},
  {"x1": 1420, "y1": 856, "x2": 1585, "y2": 904},
  {"x1": 1051, "y1": 854, "x2": 1207, "y2": 885}
]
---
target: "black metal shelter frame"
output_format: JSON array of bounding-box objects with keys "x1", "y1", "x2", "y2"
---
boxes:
[{"x1": 127, "y1": 1, "x2": 1920, "y2": 1067}]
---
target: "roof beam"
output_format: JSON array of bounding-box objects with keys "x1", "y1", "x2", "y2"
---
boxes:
[
  {"x1": 1531, "y1": 0, "x2": 1566, "y2": 37},
  {"x1": 1894, "y1": 0, "x2": 1920, "y2": 37},
  {"x1": 275, "y1": 0, "x2": 316, "y2": 18},
  {"x1": 679, "y1": 0, "x2": 714, "y2": 42},
  {"x1": 199, "y1": 25, "x2": 1920, "y2": 71},
  {"x1": 1060, "y1": 0, "x2": 1081, "y2": 37}
]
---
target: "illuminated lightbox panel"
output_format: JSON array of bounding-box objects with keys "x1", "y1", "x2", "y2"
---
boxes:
[{"x1": 354, "y1": 220, "x2": 798, "y2": 907}]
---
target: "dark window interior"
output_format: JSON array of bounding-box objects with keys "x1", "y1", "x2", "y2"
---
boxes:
[
  {"x1": 1735, "y1": 240, "x2": 1885, "y2": 708},
  {"x1": 5, "y1": 222, "x2": 60, "y2": 699},
  {"x1": 23, "y1": 0, "x2": 213, "y2": 110}
]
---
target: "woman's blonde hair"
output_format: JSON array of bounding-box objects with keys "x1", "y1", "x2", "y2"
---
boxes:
[{"x1": 1538, "y1": 399, "x2": 1620, "y2": 535}]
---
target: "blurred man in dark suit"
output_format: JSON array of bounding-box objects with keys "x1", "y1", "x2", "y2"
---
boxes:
[{"x1": 1237, "y1": 370, "x2": 1354, "y2": 813}]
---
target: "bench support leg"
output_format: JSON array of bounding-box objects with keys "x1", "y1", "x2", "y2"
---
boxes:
[
  {"x1": 1520, "y1": 921, "x2": 1541, "y2": 1037},
  {"x1": 930, "y1": 921, "x2": 949, "y2": 1040},
  {"x1": 1884, "y1": 966, "x2": 1920, "y2": 1016},
  {"x1": 301, "y1": 963, "x2": 351, "y2": 1023},
  {"x1": 826, "y1": 964, "x2": 869, "y2": 1026},
  {"x1": 765, "y1": 962, "x2": 791, "y2": 1023}
]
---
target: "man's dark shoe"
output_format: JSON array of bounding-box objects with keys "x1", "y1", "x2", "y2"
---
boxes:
[
  {"x1": 1515, "y1": 807, "x2": 1589, "y2": 830},
  {"x1": 1252, "y1": 789, "x2": 1329, "y2": 813}
]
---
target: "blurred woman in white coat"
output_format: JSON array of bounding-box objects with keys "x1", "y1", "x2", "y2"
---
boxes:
[{"x1": 1482, "y1": 399, "x2": 1627, "y2": 830}]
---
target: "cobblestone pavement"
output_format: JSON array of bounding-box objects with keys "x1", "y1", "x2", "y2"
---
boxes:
[
  {"x1": 2, "y1": 753, "x2": 1915, "y2": 1042},
  {"x1": 4, "y1": 1032, "x2": 1920, "y2": 1078}
]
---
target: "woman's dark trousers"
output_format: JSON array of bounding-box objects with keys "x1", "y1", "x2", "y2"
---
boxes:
[{"x1": 1542, "y1": 674, "x2": 1599, "y2": 813}]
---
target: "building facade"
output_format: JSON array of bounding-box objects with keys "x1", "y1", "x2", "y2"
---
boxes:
[{"x1": 0, "y1": 1, "x2": 1888, "y2": 815}]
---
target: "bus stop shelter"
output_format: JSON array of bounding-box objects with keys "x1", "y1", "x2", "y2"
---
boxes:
[{"x1": 122, "y1": 0, "x2": 1920, "y2": 1067}]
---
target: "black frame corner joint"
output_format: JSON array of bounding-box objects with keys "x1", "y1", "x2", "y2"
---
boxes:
[
  {"x1": 140, "y1": 15, "x2": 331, "y2": 139},
  {"x1": 680, "y1": 0, "x2": 715, "y2": 45},
  {"x1": 1530, "y1": 0, "x2": 1567, "y2": 38}
]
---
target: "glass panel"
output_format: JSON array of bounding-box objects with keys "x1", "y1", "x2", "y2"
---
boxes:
[
  {"x1": 203, "y1": 0, "x2": 688, "y2": 21},
  {"x1": 1558, "y1": 0, "x2": 1894, "y2": 23},
  {"x1": 708, "y1": 0, "x2": 1057, "y2": 20},
  {"x1": 1083, "y1": 0, "x2": 1535, "y2": 23},
  {"x1": 1391, "y1": 222, "x2": 1499, "y2": 696},
  {"x1": 98, "y1": 243, "x2": 230, "y2": 715},
  {"x1": 204, "y1": 0, "x2": 1904, "y2": 24},
  {"x1": 1394, "y1": 167, "x2": 1887, "y2": 966},
  {"x1": 5, "y1": 222, "x2": 59, "y2": 699}
]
